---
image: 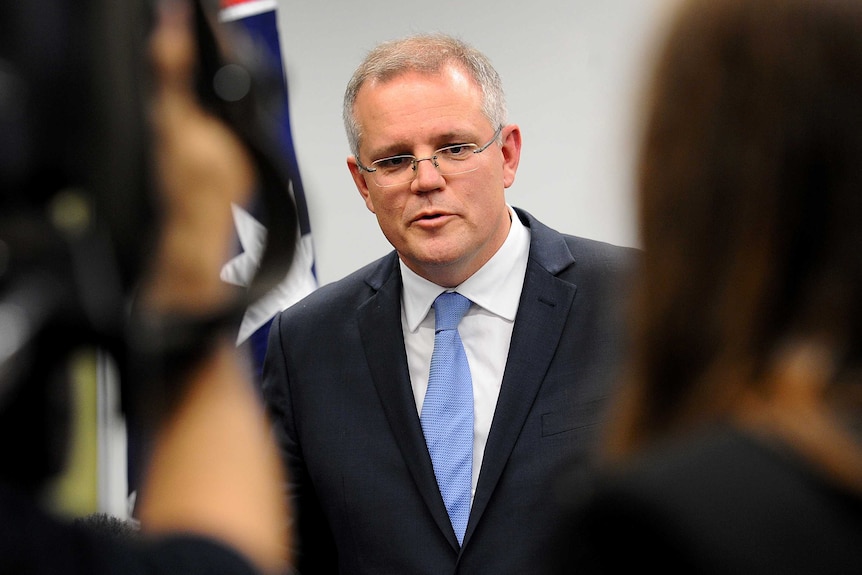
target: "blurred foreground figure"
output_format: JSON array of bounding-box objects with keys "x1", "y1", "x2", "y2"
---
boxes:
[
  {"x1": 0, "y1": 0, "x2": 297, "y2": 573},
  {"x1": 556, "y1": 0, "x2": 862, "y2": 572}
]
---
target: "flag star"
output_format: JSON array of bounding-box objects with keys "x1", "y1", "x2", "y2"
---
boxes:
[
  {"x1": 221, "y1": 203, "x2": 317, "y2": 344},
  {"x1": 221, "y1": 203, "x2": 267, "y2": 288}
]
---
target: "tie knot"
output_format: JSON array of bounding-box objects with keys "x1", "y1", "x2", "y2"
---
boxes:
[{"x1": 433, "y1": 292, "x2": 472, "y2": 331}]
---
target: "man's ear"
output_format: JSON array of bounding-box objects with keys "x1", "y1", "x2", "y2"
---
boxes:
[
  {"x1": 348, "y1": 157, "x2": 376, "y2": 213},
  {"x1": 500, "y1": 124, "x2": 522, "y2": 189}
]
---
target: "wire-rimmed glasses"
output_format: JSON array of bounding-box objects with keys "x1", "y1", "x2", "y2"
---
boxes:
[{"x1": 357, "y1": 125, "x2": 503, "y2": 188}]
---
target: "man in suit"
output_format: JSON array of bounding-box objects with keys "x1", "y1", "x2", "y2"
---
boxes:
[{"x1": 262, "y1": 33, "x2": 636, "y2": 574}]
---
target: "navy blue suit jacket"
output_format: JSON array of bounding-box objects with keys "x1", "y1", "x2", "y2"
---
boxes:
[{"x1": 263, "y1": 208, "x2": 637, "y2": 574}]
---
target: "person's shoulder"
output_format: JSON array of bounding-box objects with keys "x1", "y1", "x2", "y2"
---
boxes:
[
  {"x1": 561, "y1": 234, "x2": 640, "y2": 263},
  {"x1": 116, "y1": 535, "x2": 262, "y2": 575},
  {"x1": 514, "y1": 206, "x2": 639, "y2": 266},
  {"x1": 585, "y1": 424, "x2": 855, "y2": 534},
  {"x1": 0, "y1": 487, "x2": 259, "y2": 575},
  {"x1": 601, "y1": 426, "x2": 758, "y2": 495},
  {"x1": 577, "y1": 427, "x2": 862, "y2": 572},
  {"x1": 556, "y1": 233, "x2": 639, "y2": 286},
  {"x1": 278, "y1": 251, "x2": 399, "y2": 320}
]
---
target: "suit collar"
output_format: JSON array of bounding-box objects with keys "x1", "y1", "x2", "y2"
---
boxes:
[
  {"x1": 512, "y1": 207, "x2": 576, "y2": 276},
  {"x1": 400, "y1": 208, "x2": 530, "y2": 331},
  {"x1": 362, "y1": 250, "x2": 401, "y2": 292}
]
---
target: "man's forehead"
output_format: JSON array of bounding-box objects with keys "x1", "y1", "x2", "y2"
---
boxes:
[{"x1": 364, "y1": 63, "x2": 477, "y2": 92}]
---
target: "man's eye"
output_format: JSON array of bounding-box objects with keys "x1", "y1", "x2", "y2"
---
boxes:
[
  {"x1": 438, "y1": 144, "x2": 474, "y2": 159},
  {"x1": 374, "y1": 156, "x2": 413, "y2": 171}
]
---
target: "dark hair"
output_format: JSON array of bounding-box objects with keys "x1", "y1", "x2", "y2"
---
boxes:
[{"x1": 608, "y1": 0, "x2": 862, "y2": 455}]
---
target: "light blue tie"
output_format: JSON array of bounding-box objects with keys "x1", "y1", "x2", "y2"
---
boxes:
[{"x1": 421, "y1": 291, "x2": 474, "y2": 546}]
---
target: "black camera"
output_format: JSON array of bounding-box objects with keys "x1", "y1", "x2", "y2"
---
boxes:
[{"x1": 0, "y1": 0, "x2": 298, "y2": 490}]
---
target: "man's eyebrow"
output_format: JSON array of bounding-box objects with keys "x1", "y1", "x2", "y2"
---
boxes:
[
  {"x1": 434, "y1": 132, "x2": 478, "y2": 146},
  {"x1": 367, "y1": 131, "x2": 477, "y2": 160},
  {"x1": 368, "y1": 143, "x2": 414, "y2": 160}
]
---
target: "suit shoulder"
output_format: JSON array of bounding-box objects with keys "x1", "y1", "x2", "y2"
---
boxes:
[
  {"x1": 555, "y1": 235, "x2": 640, "y2": 287},
  {"x1": 275, "y1": 252, "x2": 397, "y2": 323},
  {"x1": 514, "y1": 206, "x2": 639, "y2": 274},
  {"x1": 562, "y1": 234, "x2": 640, "y2": 265}
]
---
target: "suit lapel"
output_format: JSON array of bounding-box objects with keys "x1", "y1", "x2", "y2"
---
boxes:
[
  {"x1": 463, "y1": 210, "x2": 578, "y2": 546},
  {"x1": 356, "y1": 255, "x2": 460, "y2": 550}
]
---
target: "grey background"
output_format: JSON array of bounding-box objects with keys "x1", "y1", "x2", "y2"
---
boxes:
[{"x1": 275, "y1": 0, "x2": 675, "y2": 285}]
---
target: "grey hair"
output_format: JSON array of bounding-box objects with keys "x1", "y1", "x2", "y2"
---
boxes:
[{"x1": 342, "y1": 33, "x2": 508, "y2": 158}]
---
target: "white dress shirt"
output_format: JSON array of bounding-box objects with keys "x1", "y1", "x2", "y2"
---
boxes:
[{"x1": 400, "y1": 207, "x2": 531, "y2": 502}]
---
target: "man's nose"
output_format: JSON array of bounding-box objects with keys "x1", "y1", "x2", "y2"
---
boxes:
[{"x1": 412, "y1": 156, "x2": 443, "y2": 190}]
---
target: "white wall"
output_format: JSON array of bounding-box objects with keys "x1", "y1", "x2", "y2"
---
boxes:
[{"x1": 276, "y1": 1, "x2": 673, "y2": 286}]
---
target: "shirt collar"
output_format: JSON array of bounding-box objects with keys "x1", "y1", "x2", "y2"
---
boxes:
[{"x1": 401, "y1": 206, "x2": 531, "y2": 332}]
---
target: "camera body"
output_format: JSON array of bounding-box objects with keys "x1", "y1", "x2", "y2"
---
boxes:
[
  {"x1": 0, "y1": 0, "x2": 297, "y2": 490},
  {"x1": 0, "y1": 0, "x2": 154, "y2": 490}
]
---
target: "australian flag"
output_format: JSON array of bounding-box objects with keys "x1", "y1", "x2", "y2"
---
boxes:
[{"x1": 218, "y1": 0, "x2": 317, "y2": 379}]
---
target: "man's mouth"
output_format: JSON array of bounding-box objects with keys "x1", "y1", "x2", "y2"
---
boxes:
[{"x1": 411, "y1": 211, "x2": 454, "y2": 227}]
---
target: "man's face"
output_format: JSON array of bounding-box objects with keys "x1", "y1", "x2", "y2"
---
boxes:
[{"x1": 347, "y1": 65, "x2": 521, "y2": 287}]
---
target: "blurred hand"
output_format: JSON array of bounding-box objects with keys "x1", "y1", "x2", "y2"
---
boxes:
[
  {"x1": 143, "y1": 0, "x2": 254, "y2": 314},
  {"x1": 136, "y1": 8, "x2": 291, "y2": 573}
]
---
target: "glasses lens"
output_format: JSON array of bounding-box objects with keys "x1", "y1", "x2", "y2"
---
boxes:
[
  {"x1": 370, "y1": 155, "x2": 415, "y2": 187},
  {"x1": 435, "y1": 143, "x2": 479, "y2": 176}
]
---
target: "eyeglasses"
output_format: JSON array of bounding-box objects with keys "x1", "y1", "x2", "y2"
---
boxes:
[{"x1": 357, "y1": 125, "x2": 503, "y2": 188}]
